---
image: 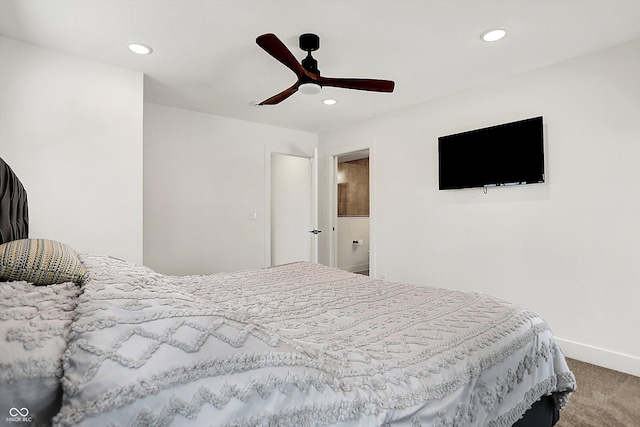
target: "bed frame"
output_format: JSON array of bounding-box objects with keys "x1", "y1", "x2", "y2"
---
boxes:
[
  {"x1": 0, "y1": 156, "x2": 559, "y2": 426},
  {"x1": 515, "y1": 395, "x2": 559, "y2": 426}
]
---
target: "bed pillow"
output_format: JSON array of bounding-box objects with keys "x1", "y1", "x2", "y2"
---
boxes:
[{"x1": 0, "y1": 239, "x2": 87, "y2": 285}]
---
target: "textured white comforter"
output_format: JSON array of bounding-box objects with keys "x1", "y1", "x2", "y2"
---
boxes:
[
  {"x1": 53, "y1": 255, "x2": 575, "y2": 426},
  {"x1": 1, "y1": 280, "x2": 81, "y2": 425}
]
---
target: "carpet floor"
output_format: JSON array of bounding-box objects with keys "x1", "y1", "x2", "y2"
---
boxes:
[{"x1": 556, "y1": 358, "x2": 640, "y2": 427}]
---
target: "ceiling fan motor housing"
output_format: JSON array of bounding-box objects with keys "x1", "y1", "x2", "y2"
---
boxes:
[{"x1": 302, "y1": 54, "x2": 319, "y2": 75}]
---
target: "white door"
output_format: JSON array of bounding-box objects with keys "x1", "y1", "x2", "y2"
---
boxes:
[{"x1": 270, "y1": 149, "x2": 318, "y2": 265}]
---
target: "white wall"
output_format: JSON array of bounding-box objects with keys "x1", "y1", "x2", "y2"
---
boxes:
[
  {"x1": 318, "y1": 39, "x2": 640, "y2": 376},
  {"x1": 144, "y1": 102, "x2": 317, "y2": 275},
  {"x1": 0, "y1": 36, "x2": 144, "y2": 263}
]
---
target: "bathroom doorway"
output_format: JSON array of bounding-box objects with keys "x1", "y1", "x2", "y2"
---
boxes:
[{"x1": 335, "y1": 150, "x2": 370, "y2": 275}]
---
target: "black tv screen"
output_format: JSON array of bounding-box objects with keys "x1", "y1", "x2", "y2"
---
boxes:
[{"x1": 438, "y1": 116, "x2": 544, "y2": 190}]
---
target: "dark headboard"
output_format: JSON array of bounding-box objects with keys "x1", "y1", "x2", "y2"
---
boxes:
[{"x1": 0, "y1": 157, "x2": 29, "y2": 244}]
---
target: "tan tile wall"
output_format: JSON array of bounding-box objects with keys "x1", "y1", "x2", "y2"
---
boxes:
[{"x1": 338, "y1": 158, "x2": 369, "y2": 217}]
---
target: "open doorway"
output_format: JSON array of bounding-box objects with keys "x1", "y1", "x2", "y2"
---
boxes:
[{"x1": 335, "y1": 150, "x2": 370, "y2": 275}]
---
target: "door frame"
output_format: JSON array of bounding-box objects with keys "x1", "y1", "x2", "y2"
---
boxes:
[
  {"x1": 326, "y1": 141, "x2": 376, "y2": 278},
  {"x1": 264, "y1": 147, "x2": 318, "y2": 267}
]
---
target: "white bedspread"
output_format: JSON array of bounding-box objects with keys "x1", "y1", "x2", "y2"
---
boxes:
[
  {"x1": 54, "y1": 255, "x2": 575, "y2": 426},
  {"x1": 1, "y1": 280, "x2": 81, "y2": 426}
]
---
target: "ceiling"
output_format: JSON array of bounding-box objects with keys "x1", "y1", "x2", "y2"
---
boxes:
[{"x1": 2, "y1": 0, "x2": 640, "y2": 134}]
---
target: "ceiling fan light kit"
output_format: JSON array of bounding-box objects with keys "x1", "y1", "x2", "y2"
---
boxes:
[
  {"x1": 299, "y1": 82, "x2": 322, "y2": 95},
  {"x1": 256, "y1": 33, "x2": 395, "y2": 105}
]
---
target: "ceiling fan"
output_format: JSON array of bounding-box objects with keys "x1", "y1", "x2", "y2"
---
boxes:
[{"x1": 256, "y1": 33, "x2": 395, "y2": 105}]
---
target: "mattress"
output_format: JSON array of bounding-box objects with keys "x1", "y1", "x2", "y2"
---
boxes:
[{"x1": 43, "y1": 255, "x2": 575, "y2": 426}]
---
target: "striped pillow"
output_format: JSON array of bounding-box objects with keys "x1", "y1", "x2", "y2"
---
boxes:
[{"x1": 0, "y1": 239, "x2": 87, "y2": 285}]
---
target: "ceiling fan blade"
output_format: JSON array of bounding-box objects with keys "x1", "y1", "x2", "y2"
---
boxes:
[
  {"x1": 256, "y1": 33, "x2": 305, "y2": 78},
  {"x1": 318, "y1": 76, "x2": 395, "y2": 93},
  {"x1": 258, "y1": 83, "x2": 300, "y2": 105}
]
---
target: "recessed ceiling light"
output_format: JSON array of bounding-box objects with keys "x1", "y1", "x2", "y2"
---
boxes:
[
  {"x1": 480, "y1": 28, "x2": 507, "y2": 42},
  {"x1": 127, "y1": 42, "x2": 153, "y2": 55},
  {"x1": 322, "y1": 99, "x2": 337, "y2": 105}
]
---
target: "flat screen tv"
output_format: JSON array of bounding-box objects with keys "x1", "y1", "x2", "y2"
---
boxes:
[{"x1": 438, "y1": 116, "x2": 544, "y2": 190}]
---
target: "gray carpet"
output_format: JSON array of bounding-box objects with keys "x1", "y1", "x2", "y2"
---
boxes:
[{"x1": 556, "y1": 358, "x2": 640, "y2": 427}]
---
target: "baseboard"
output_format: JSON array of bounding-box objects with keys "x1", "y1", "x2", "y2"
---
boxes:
[
  {"x1": 555, "y1": 337, "x2": 640, "y2": 377},
  {"x1": 339, "y1": 263, "x2": 370, "y2": 274}
]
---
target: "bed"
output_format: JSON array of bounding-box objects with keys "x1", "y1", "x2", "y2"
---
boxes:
[{"x1": 1, "y1": 156, "x2": 575, "y2": 426}]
